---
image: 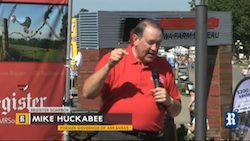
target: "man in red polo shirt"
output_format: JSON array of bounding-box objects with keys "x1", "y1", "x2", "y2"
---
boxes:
[{"x1": 82, "y1": 18, "x2": 182, "y2": 140}]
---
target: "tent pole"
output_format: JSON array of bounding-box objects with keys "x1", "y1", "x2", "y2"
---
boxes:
[{"x1": 64, "y1": 0, "x2": 73, "y2": 140}]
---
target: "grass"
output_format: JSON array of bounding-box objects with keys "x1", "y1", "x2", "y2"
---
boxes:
[{"x1": 8, "y1": 44, "x2": 65, "y2": 62}]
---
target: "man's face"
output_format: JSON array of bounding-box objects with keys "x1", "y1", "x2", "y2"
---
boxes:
[{"x1": 133, "y1": 26, "x2": 163, "y2": 64}]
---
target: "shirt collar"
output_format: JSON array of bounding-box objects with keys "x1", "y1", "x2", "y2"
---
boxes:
[
  {"x1": 125, "y1": 44, "x2": 155, "y2": 68},
  {"x1": 126, "y1": 44, "x2": 139, "y2": 65}
]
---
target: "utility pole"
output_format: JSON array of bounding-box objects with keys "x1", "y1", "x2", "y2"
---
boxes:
[{"x1": 195, "y1": 0, "x2": 208, "y2": 140}]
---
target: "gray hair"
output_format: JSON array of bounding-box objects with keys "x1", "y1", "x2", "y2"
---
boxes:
[{"x1": 134, "y1": 18, "x2": 164, "y2": 38}]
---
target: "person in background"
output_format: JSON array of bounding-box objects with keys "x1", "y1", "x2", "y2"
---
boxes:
[
  {"x1": 190, "y1": 117, "x2": 210, "y2": 133},
  {"x1": 242, "y1": 68, "x2": 249, "y2": 77},
  {"x1": 188, "y1": 114, "x2": 210, "y2": 141},
  {"x1": 82, "y1": 19, "x2": 182, "y2": 141},
  {"x1": 187, "y1": 90, "x2": 195, "y2": 126},
  {"x1": 189, "y1": 58, "x2": 194, "y2": 70}
]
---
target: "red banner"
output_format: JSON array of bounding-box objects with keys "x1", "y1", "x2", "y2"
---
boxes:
[
  {"x1": 0, "y1": 1, "x2": 68, "y2": 140},
  {"x1": 159, "y1": 17, "x2": 220, "y2": 30},
  {"x1": 0, "y1": 62, "x2": 66, "y2": 140},
  {"x1": 0, "y1": 0, "x2": 68, "y2": 4}
]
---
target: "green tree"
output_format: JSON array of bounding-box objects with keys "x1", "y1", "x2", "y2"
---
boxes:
[
  {"x1": 73, "y1": 8, "x2": 89, "y2": 18},
  {"x1": 189, "y1": 0, "x2": 250, "y2": 50},
  {"x1": 188, "y1": 0, "x2": 196, "y2": 11},
  {"x1": 60, "y1": 13, "x2": 68, "y2": 39},
  {"x1": 60, "y1": 8, "x2": 88, "y2": 38}
]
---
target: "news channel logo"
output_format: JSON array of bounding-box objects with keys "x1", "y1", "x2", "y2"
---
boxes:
[
  {"x1": 16, "y1": 113, "x2": 29, "y2": 125},
  {"x1": 225, "y1": 112, "x2": 238, "y2": 128}
]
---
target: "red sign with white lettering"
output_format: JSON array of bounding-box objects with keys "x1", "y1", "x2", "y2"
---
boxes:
[
  {"x1": 0, "y1": 0, "x2": 68, "y2": 4},
  {"x1": 0, "y1": 63, "x2": 66, "y2": 140},
  {"x1": 0, "y1": 0, "x2": 68, "y2": 140},
  {"x1": 159, "y1": 18, "x2": 220, "y2": 30}
]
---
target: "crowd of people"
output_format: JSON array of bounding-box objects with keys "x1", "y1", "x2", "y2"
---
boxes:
[{"x1": 172, "y1": 55, "x2": 195, "y2": 71}]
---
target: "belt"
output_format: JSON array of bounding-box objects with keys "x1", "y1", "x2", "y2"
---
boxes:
[{"x1": 122, "y1": 129, "x2": 164, "y2": 139}]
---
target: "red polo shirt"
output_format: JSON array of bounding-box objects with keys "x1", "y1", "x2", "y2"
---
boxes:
[{"x1": 95, "y1": 44, "x2": 181, "y2": 131}]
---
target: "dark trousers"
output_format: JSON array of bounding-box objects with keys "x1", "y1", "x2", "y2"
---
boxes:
[
  {"x1": 98, "y1": 131, "x2": 140, "y2": 141},
  {"x1": 189, "y1": 110, "x2": 195, "y2": 125},
  {"x1": 97, "y1": 132, "x2": 162, "y2": 141}
]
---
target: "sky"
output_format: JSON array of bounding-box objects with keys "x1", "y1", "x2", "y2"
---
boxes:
[
  {"x1": 0, "y1": 0, "x2": 190, "y2": 39},
  {"x1": 72, "y1": 0, "x2": 191, "y2": 15},
  {"x1": 0, "y1": 3, "x2": 67, "y2": 39}
]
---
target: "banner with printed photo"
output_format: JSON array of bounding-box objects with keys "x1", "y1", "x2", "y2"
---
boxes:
[
  {"x1": 70, "y1": 17, "x2": 78, "y2": 77},
  {"x1": 231, "y1": 77, "x2": 250, "y2": 140},
  {"x1": 0, "y1": 0, "x2": 68, "y2": 140},
  {"x1": 232, "y1": 78, "x2": 250, "y2": 113}
]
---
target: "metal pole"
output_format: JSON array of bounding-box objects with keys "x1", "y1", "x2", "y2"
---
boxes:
[
  {"x1": 64, "y1": 0, "x2": 73, "y2": 140},
  {"x1": 195, "y1": 2, "x2": 208, "y2": 141}
]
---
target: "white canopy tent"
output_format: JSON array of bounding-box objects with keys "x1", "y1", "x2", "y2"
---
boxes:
[{"x1": 168, "y1": 46, "x2": 189, "y2": 55}]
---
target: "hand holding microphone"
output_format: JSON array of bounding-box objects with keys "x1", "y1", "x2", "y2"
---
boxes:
[{"x1": 151, "y1": 69, "x2": 173, "y2": 109}]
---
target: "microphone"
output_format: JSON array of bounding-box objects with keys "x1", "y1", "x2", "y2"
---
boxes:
[
  {"x1": 152, "y1": 69, "x2": 160, "y2": 88},
  {"x1": 152, "y1": 69, "x2": 163, "y2": 109}
]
